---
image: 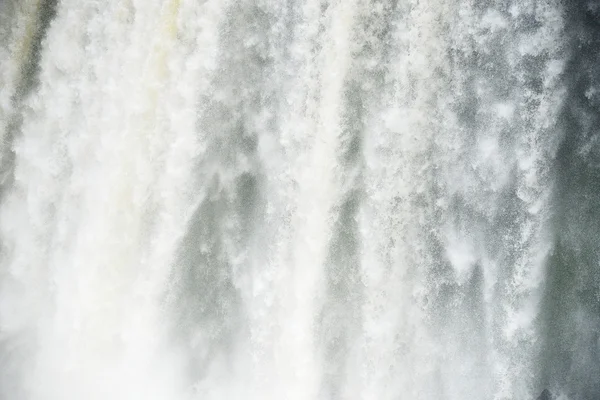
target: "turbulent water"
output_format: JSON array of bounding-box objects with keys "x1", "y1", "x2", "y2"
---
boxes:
[{"x1": 0, "y1": 1, "x2": 599, "y2": 399}]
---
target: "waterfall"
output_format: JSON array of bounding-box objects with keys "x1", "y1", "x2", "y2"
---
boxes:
[{"x1": 0, "y1": 1, "x2": 599, "y2": 399}]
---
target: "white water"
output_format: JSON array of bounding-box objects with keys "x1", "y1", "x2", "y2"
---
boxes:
[{"x1": 1, "y1": 1, "x2": 597, "y2": 399}]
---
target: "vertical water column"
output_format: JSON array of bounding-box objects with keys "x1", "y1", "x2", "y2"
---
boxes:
[
  {"x1": 353, "y1": 0, "x2": 457, "y2": 398},
  {"x1": 251, "y1": 0, "x2": 361, "y2": 398},
  {"x1": 0, "y1": 1, "x2": 60, "y2": 399},
  {"x1": 0, "y1": 0, "x2": 218, "y2": 398},
  {"x1": 0, "y1": 0, "x2": 58, "y2": 190},
  {"x1": 165, "y1": 1, "x2": 286, "y2": 398},
  {"x1": 432, "y1": 0, "x2": 566, "y2": 398}
]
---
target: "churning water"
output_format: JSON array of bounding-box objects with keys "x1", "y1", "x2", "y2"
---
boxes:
[{"x1": 0, "y1": 1, "x2": 599, "y2": 399}]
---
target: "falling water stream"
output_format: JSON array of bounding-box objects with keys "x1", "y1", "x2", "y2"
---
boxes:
[{"x1": 0, "y1": 1, "x2": 599, "y2": 399}]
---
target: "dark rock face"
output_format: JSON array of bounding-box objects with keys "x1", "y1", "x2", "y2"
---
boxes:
[{"x1": 536, "y1": 389, "x2": 553, "y2": 400}]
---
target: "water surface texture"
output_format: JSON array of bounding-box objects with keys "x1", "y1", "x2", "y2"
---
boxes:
[{"x1": 0, "y1": 1, "x2": 599, "y2": 399}]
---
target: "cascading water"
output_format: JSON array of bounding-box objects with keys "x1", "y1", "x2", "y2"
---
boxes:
[{"x1": 0, "y1": 1, "x2": 599, "y2": 399}]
